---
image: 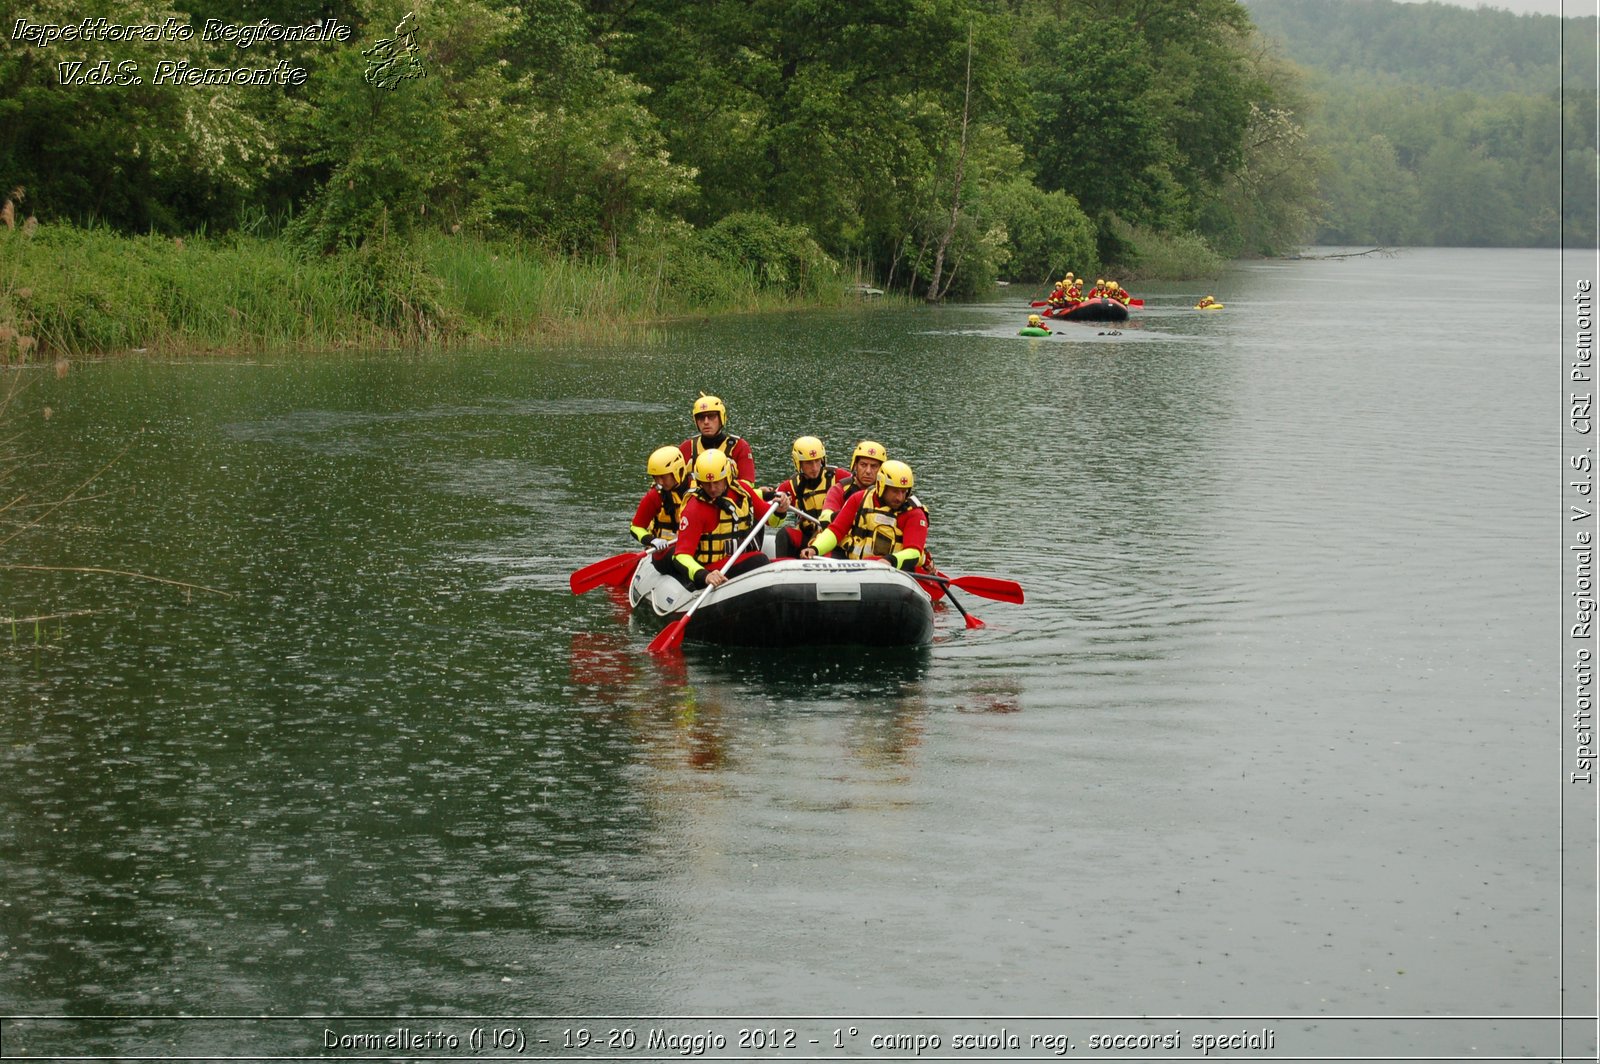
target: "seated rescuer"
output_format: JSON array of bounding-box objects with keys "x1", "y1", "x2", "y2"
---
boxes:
[
  {"x1": 670, "y1": 450, "x2": 789, "y2": 589},
  {"x1": 1027, "y1": 313, "x2": 1051, "y2": 332},
  {"x1": 678, "y1": 392, "x2": 756, "y2": 483},
  {"x1": 800, "y1": 459, "x2": 928, "y2": 573},
  {"x1": 630, "y1": 446, "x2": 693, "y2": 569},
  {"x1": 771, "y1": 436, "x2": 853, "y2": 557},
  {"x1": 818, "y1": 440, "x2": 887, "y2": 527}
]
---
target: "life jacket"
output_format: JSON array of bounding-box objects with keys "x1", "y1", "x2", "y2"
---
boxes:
[
  {"x1": 691, "y1": 483, "x2": 760, "y2": 566},
  {"x1": 839, "y1": 489, "x2": 924, "y2": 560},
  {"x1": 791, "y1": 467, "x2": 845, "y2": 516},
  {"x1": 691, "y1": 431, "x2": 746, "y2": 463},
  {"x1": 650, "y1": 482, "x2": 692, "y2": 539}
]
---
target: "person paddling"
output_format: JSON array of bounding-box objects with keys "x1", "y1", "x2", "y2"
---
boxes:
[
  {"x1": 800, "y1": 459, "x2": 929, "y2": 573},
  {"x1": 630, "y1": 445, "x2": 694, "y2": 567},
  {"x1": 1046, "y1": 275, "x2": 1072, "y2": 308},
  {"x1": 771, "y1": 435, "x2": 851, "y2": 557},
  {"x1": 669, "y1": 450, "x2": 788, "y2": 590},
  {"x1": 818, "y1": 439, "x2": 888, "y2": 528},
  {"x1": 678, "y1": 393, "x2": 755, "y2": 483}
]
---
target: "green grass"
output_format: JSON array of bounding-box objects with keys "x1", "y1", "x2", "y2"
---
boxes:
[{"x1": 0, "y1": 222, "x2": 861, "y2": 361}]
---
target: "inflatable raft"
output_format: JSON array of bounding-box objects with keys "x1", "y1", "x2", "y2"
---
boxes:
[
  {"x1": 627, "y1": 555, "x2": 935, "y2": 647},
  {"x1": 1018, "y1": 326, "x2": 1052, "y2": 337},
  {"x1": 1042, "y1": 297, "x2": 1129, "y2": 323}
]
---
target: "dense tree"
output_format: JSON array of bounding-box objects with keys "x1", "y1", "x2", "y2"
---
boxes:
[
  {"x1": 1245, "y1": 0, "x2": 1579, "y2": 96},
  {"x1": 0, "y1": 0, "x2": 280, "y2": 231},
  {"x1": 593, "y1": 0, "x2": 1034, "y2": 291},
  {"x1": 1024, "y1": 20, "x2": 1180, "y2": 228},
  {"x1": 285, "y1": 0, "x2": 694, "y2": 253},
  {"x1": 67, "y1": 0, "x2": 1600, "y2": 285},
  {"x1": 1247, "y1": 0, "x2": 1590, "y2": 247}
]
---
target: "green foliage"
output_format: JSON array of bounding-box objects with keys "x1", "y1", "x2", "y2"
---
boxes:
[
  {"x1": 1245, "y1": 0, "x2": 1582, "y2": 96},
  {"x1": 598, "y1": 0, "x2": 1037, "y2": 292},
  {"x1": 981, "y1": 179, "x2": 1097, "y2": 284},
  {"x1": 280, "y1": 0, "x2": 696, "y2": 256},
  {"x1": 1107, "y1": 221, "x2": 1226, "y2": 280},
  {"x1": 19, "y1": 0, "x2": 1573, "y2": 310},
  {"x1": 6, "y1": 0, "x2": 1347, "y2": 341},
  {"x1": 1313, "y1": 133, "x2": 1421, "y2": 246},
  {"x1": 0, "y1": 217, "x2": 852, "y2": 360},
  {"x1": 0, "y1": 219, "x2": 455, "y2": 355},
  {"x1": 1204, "y1": 103, "x2": 1322, "y2": 255},
  {"x1": 698, "y1": 212, "x2": 839, "y2": 295},
  {"x1": 1307, "y1": 82, "x2": 1568, "y2": 247},
  {"x1": 0, "y1": 0, "x2": 280, "y2": 232},
  {"x1": 1246, "y1": 0, "x2": 1590, "y2": 247},
  {"x1": 1024, "y1": 19, "x2": 1183, "y2": 228}
]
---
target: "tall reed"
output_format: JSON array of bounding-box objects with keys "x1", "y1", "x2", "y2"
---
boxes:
[{"x1": 0, "y1": 221, "x2": 858, "y2": 361}]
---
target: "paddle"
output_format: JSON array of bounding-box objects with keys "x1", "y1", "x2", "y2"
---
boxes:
[
  {"x1": 938, "y1": 581, "x2": 985, "y2": 630},
  {"x1": 792, "y1": 504, "x2": 1018, "y2": 603},
  {"x1": 909, "y1": 571, "x2": 1024, "y2": 604},
  {"x1": 570, "y1": 547, "x2": 649, "y2": 595},
  {"x1": 647, "y1": 510, "x2": 771, "y2": 655}
]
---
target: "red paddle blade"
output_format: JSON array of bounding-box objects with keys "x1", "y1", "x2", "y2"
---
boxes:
[
  {"x1": 647, "y1": 615, "x2": 690, "y2": 655},
  {"x1": 1129, "y1": 299, "x2": 1144, "y2": 307},
  {"x1": 570, "y1": 550, "x2": 641, "y2": 594},
  {"x1": 949, "y1": 575, "x2": 1024, "y2": 604},
  {"x1": 962, "y1": 611, "x2": 986, "y2": 630}
]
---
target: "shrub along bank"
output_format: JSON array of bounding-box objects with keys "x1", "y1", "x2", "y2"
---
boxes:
[{"x1": 0, "y1": 212, "x2": 856, "y2": 362}]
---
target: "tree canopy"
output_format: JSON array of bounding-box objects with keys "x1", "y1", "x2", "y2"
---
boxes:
[
  {"x1": 1247, "y1": 0, "x2": 1591, "y2": 247},
  {"x1": 2, "y1": 0, "x2": 1400, "y2": 294}
]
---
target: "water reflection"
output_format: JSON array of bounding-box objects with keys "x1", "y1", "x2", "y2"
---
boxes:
[{"x1": 566, "y1": 630, "x2": 945, "y2": 774}]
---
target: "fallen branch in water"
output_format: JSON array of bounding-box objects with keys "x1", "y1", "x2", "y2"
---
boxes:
[
  {"x1": 3, "y1": 608, "x2": 101, "y2": 649},
  {"x1": 3, "y1": 608, "x2": 101, "y2": 625},
  {"x1": 0, "y1": 564, "x2": 234, "y2": 599},
  {"x1": 1289, "y1": 247, "x2": 1398, "y2": 260}
]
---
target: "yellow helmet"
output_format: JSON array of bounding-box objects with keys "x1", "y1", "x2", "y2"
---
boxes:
[
  {"x1": 851, "y1": 440, "x2": 887, "y2": 466},
  {"x1": 691, "y1": 392, "x2": 727, "y2": 425},
  {"x1": 791, "y1": 435, "x2": 826, "y2": 470},
  {"x1": 648, "y1": 445, "x2": 688, "y2": 480},
  {"x1": 1028, "y1": 314, "x2": 1043, "y2": 325},
  {"x1": 693, "y1": 448, "x2": 735, "y2": 485},
  {"x1": 877, "y1": 459, "x2": 914, "y2": 493}
]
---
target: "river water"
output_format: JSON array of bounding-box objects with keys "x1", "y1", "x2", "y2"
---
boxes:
[{"x1": 0, "y1": 248, "x2": 1588, "y2": 1060}]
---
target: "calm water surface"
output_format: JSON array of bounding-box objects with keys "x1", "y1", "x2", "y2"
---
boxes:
[{"x1": 0, "y1": 248, "x2": 1579, "y2": 1058}]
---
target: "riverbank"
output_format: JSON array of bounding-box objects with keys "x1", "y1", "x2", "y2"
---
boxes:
[{"x1": 0, "y1": 220, "x2": 868, "y2": 363}]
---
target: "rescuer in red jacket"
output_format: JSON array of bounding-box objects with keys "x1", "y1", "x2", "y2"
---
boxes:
[
  {"x1": 678, "y1": 393, "x2": 755, "y2": 483},
  {"x1": 669, "y1": 450, "x2": 788, "y2": 589},
  {"x1": 800, "y1": 459, "x2": 928, "y2": 572}
]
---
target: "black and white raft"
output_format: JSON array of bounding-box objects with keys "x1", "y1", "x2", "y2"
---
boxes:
[{"x1": 627, "y1": 556, "x2": 935, "y2": 647}]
